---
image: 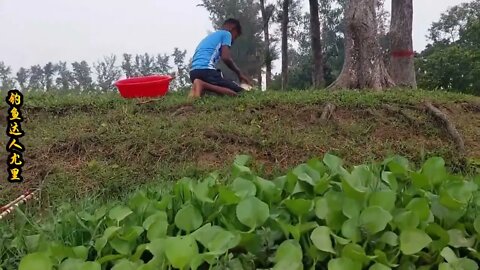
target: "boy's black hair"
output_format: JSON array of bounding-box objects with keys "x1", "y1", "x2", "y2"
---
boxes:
[{"x1": 223, "y1": 18, "x2": 242, "y2": 35}]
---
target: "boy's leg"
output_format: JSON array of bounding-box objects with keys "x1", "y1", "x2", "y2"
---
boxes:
[{"x1": 190, "y1": 79, "x2": 238, "y2": 97}]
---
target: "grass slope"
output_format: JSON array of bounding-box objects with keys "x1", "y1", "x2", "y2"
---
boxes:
[{"x1": 1, "y1": 89, "x2": 479, "y2": 206}]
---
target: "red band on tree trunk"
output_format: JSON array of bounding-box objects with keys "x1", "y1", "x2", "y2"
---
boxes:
[{"x1": 391, "y1": 50, "x2": 415, "y2": 58}]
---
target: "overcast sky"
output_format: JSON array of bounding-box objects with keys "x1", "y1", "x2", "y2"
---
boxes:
[{"x1": 0, "y1": 0, "x2": 467, "y2": 73}]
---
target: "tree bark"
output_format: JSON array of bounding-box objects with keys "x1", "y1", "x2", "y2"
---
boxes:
[
  {"x1": 281, "y1": 0, "x2": 290, "y2": 90},
  {"x1": 260, "y1": 0, "x2": 273, "y2": 89},
  {"x1": 390, "y1": 0, "x2": 417, "y2": 88},
  {"x1": 328, "y1": 0, "x2": 394, "y2": 91},
  {"x1": 309, "y1": 0, "x2": 325, "y2": 88}
]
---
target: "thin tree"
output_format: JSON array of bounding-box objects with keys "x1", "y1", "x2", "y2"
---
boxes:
[
  {"x1": 260, "y1": 0, "x2": 275, "y2": 88},
  {"x1": 281, "y1": 0, "x2": 290, "y2": 90},
  {"x1": 328, "y1": 0, "x2": 394, "y2": 90},
  {"x1": 389, "y1": 0, "x2": 416, "y2": 88},
  {"x1": 309, "y1": 0, "x2": 325, "y2": 88},
  {"x1": 16, "y1": 68, "x2": 29, "y2": 90},
  {"x1": 95, "y1": 55, "x2": 121, "y2": 92}
]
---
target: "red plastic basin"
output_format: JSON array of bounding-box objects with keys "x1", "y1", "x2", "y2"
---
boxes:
[{"x1": 114, "y1": 75, "x2": 173, "y2": 98}]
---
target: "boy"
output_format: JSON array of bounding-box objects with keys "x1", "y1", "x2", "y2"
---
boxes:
[{"x1": 189, "y1": 18, "x2": 252, "y2": 98}]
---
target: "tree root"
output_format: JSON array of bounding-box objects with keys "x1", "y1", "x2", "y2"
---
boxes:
[
  {"x1": 425, "y1": 102, "x2": 466, "y2": 157},
  {"x1": 382, "y1": 104, "x2": 419, "y2": 126},
  {"x1": 320, "y1": 103, "x2": 336, "y2": 121}
]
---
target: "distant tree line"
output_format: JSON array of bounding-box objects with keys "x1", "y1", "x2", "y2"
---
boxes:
[{"x1": 0, "y1": 48, "x2": 190, "y2": 92}]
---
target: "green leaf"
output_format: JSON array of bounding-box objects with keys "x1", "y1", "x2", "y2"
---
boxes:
[
  {"x1": 359, "y1": 206, "x2": 392, "y2": 234},
  {"x1": 451, "y1": 258, "x2": 479, "y2": 270},
  {"x1": 422, "y1": 157, "x2": 447, "y2": 186},
  {"x1": 406, "y1": 198, "x2": 430, "y2": 221},
  {"x1": 118, "y1": 226, "x2": 144, "y2": 242},
  {"x1": 255, "y1": 176, "x2": 281, "y2": 202},
  {"x1": 431, "y1": 197, "x2": 465, "y2": 227},
  {"x1": 94, "y1": 206, "x2": 107, "y2": 220},
  {"x1": 381, "y1": 172, "x2": 398, "y2": 191},
  {"x1": 342, "y1": 168, "x2": 369, "y2": 200},
  {"x1": 400, "y1": 229, "x2": 432, "y2": 255},
  {"x1": 323, "y1": 153, "x2": 346, "y2": 175},
  {"x1": 111, "y1": 259, "x2": 138, "y2": 270},
  {"x1": 193, "y1": 179, "x2": 215, "y2": 203},
  {"x1": 380, "y1": 232, "x2": 398, "y2": 247},
  {"x1": 164, "y1": 236, "x2": 198, "y2": 270},
  {"x1": 343, "y1": 197, "x2": 362, "y2": 219},
  {"x1": 110, "y1": 238, "x2": 133, "y2": 255},
  {"x1": 342, "y1": 218, "x2": 361, "y2": 243},
  {"x1": 274, "y1": 240, "x2": 303, "y2": 270},
  {"x1": 236, "y1": 197, "x2": 270, "y2": 230},
  {"x1": 131, "y1": 244, "x2": 147, "y2": 262},
  {"x1": 369, "y1": 191, "x2": 396, "y2": 212},
  {"x1": 369, "y1": 263, "x2": 391, "y2": 270},
  {"x1": 394, "y1": 211, "x2": 420, "y2": 230},
  {"x1": 284, "y1": 199, "x2": 314, "y2": 217},
  {"x1": 474, "y1": 216, "x2": 480, "y2": 234},
  {"x1": 374, "y1": 250, "x2": 399, "y2": 268},
  {"x1": 80, "y1": 262, "x2": 101, "y2": 270},
  {"x1": 386, "y1": 156, "x2": 410, "y2": 175},
  {"x1": 24, "y1": 234, "x2": 41, "y2": 253},
  {"x1": 426, "y1": 223, "x2": 450, "y2": 251},
  {"x1": 448, "y1": 229, "x2": 475, "y2": 248},
  {"x1": 58, "y1": 260, "x2": 100, "y2": 270},
  {"x1": 95, "y1": 226, "x2": 121, "y2": 254},
  {"x1": 326, "y1": 191, "x2": 344, "y2": 212},
  {"x1": 440, "y1": 181, "x2": 477, "y2": 209},
  {"x1": 19, "y1": 252, "x2": 52, "y2": 270},
  {"x1": 94, "y1": 237, "x2": 108, "y2": 254},
  {"x1": 174, "y1": 204, "x2": 203, "y2": 233},
  {"x1": 231, "y1": 177, "x2": 257, "y2": 198},
  {"x1": 315, "y1": 197, "x2": 329, "y2": 219},
  {"x1": 109, "y1": 206, "x2": 133, "y2": 223},
  {"x1": 192, "y1": 224, "x2": 240, "y2": 254},
  {"x1": 218, "y1": 187, "x2": 241, "y2": 205},
  {"x1": 146, "y1": 239, "x2": 166, "y2": 258},
  {"x1": 441, "y1": 247, "x2": 458, "y2": 263},
  {"x1": 293, "y1": 163, "x2": 320, "y2": 186},
  {"x1": 72, "y1": 246, "x2": 89, "y2": 260},
  {"x1": 332, "y1": 233, "x2": 351, "y2": 245},
  {"x1": 128, "y1": 191, "x2": 150, "y2": 214},
  {"x1": 59, "y1": 258, "x2": 84, "y2": 270},
  {"x1": 310, "y1": 226, "x2": 336, "y2": 254},
  {"x1": 328, "y1": 257, "x2": 362, "y2": 270},
  {"x1": 143, "y1": 212, "x2": 168, "y2": 240},
  {"x1": 411, "y1": 172, "x2": 430, "y2": 189},
  {"x1": 342, "y1": 243, "x2": 370, "y2": 264},
  {"x1": 234, "y1": 155, "x2": 251, "y2": 166}
]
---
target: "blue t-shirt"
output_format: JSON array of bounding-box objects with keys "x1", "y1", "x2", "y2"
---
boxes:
[{"x1": 191, "y1": 30, "x2": 232, "y2": 70}]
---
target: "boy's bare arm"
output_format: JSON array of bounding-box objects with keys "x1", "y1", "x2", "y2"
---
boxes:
[{"x1": 221, "y1": 45, "x2": 252, "y2": 84}]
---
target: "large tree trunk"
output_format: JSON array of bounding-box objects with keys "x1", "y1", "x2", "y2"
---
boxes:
[
  {"x1": 389, "y1": 0, "x2": 416, "y2": 88},
  {"x1": 260, "y1": 0, "x2": 272, "y2": 89},
  {"x1": 309, "y1": 0, "x2": 325, "y2": 88},
  {"x1": 281, "y1": 0, "x2": 290, "y2": 90},
  {"x1": 328, "y1": 0, "x2": 394, "y2": 91}
]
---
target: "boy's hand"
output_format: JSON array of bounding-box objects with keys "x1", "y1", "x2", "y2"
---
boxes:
[{"x1": 239, "y1": 74, "x2": 253, "y2": 85}]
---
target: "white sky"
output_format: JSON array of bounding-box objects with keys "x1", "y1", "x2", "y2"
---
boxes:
[{"x1": 0, "y1": 0, "x2": 468, "y2": 74}]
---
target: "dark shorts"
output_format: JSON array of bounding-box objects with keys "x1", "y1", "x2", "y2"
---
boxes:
[{"x1": 189, "y1": 69, "x2": 244, "y2": 94}]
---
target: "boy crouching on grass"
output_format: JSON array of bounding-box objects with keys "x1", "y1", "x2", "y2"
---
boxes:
[{"x1": 188, "y1": 18, "x2": 253, "y2": 98}]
